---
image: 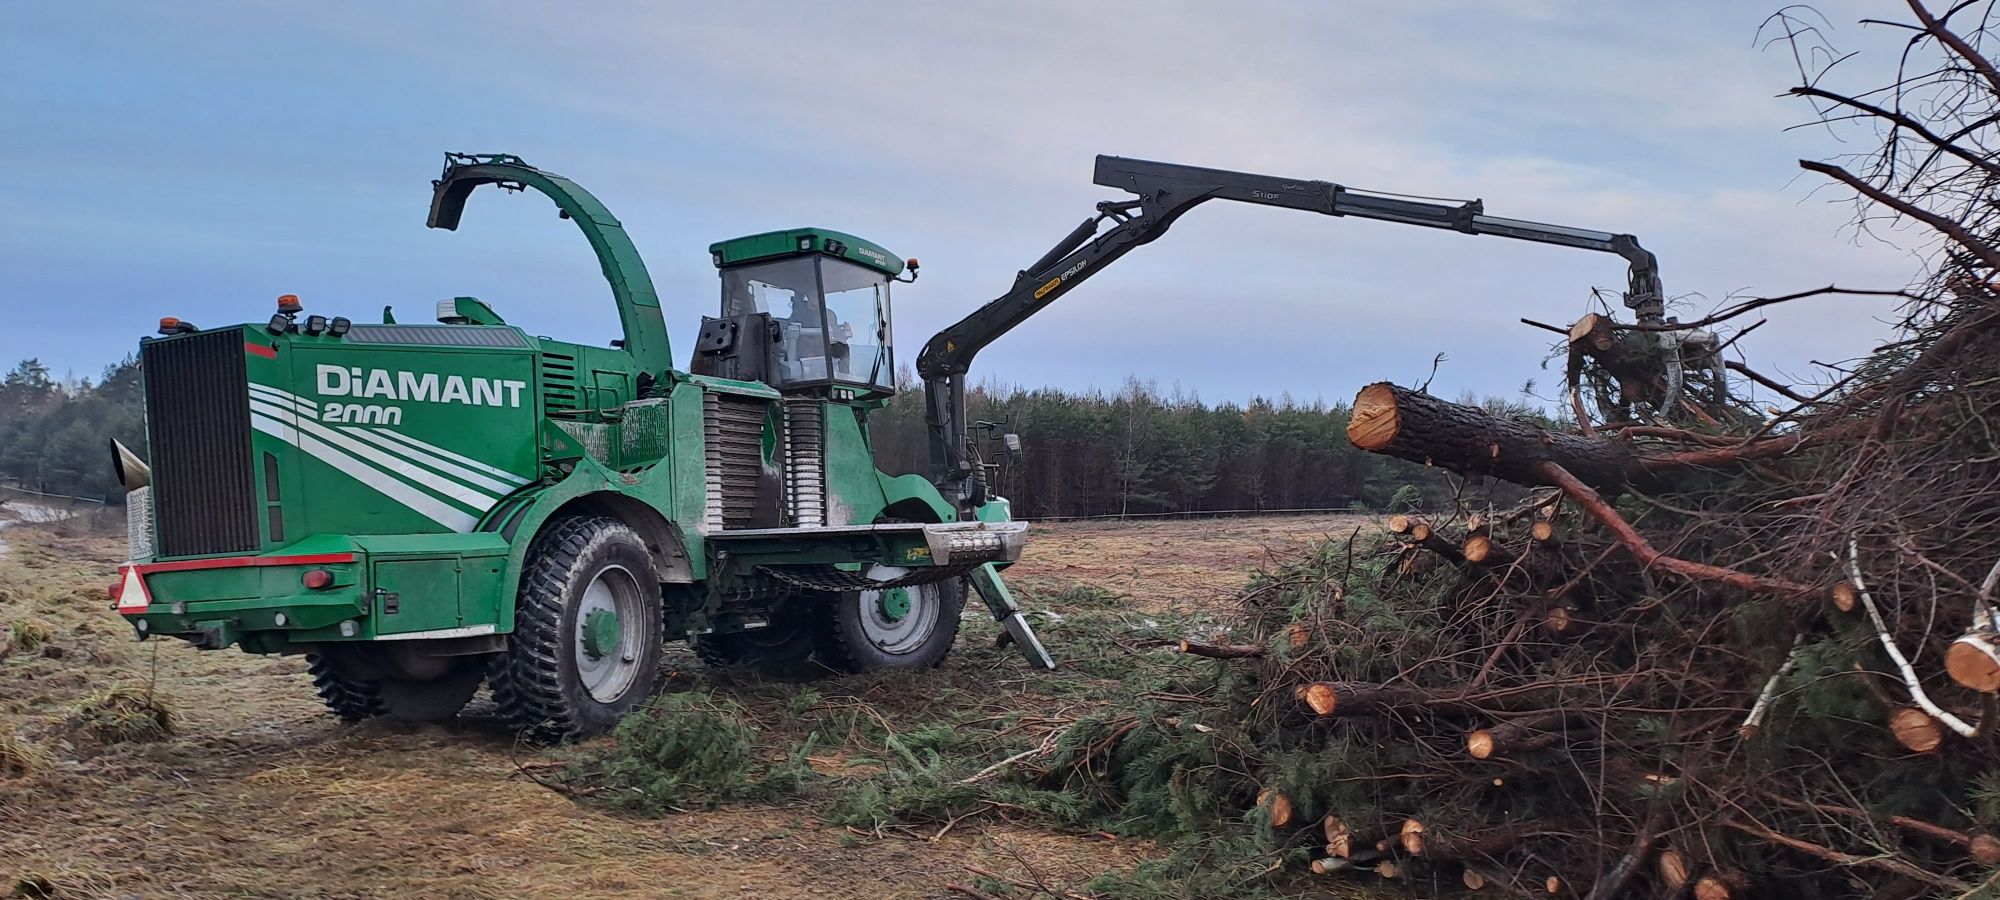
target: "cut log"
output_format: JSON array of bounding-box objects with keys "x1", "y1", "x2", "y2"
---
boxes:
[
  {"x1": 1255, "y1": 788, "x2": 1293, "y2": 828},
  {"x1": 1178, "y1": 639, "x2": 1263, "y2": 659},
  {"x1": 1468, "y1": 712, "x2": 1570, "y2": 760},
  {"x1": 1376, "y1": 861, "x2": 1400, "y2": 880},
  {"x1": 1461, "y1": 868, "x2": 1488, "y2": 890},
  {"x1": 1387, "y1": 514, "x2": 1415, "y2": 534},
  {"x1": 1398, "y1": 818, "x2": 1424, "y2": 854},
  {"x1": 1566, "y1": 313, "x2": 1679, "y2": 419},
  {"x1": 1349, "y1": 382, "x2": 1806, "y2": 494},
  {"x1": 1693, "y1": 871, "x2": 1750, "y2": 900},
  {"x1": 1831, "y1": 581, "x2": 1859, "y2": 613},
  {"x1": 1947, "y1": 632, "x2": 2000, "y2": 692},
  {"x1": 1402, "y1": 526, "x2": 1467, "y2": 565},
  {"x1": 1302, "y1": 682, "x2": 1339, "y2": 716},
  {"x1": 1974, "y1": 833, "x2": 2000, "y2": 868},
  {"x1": 1309, "y1": 857, "x2": 1354, "y2": 875},
  {"x1": 1322, "y1": 815, "x2": 1350, "y2": 857},
  {"x1": 1286, "y1": 622, "x2": 1311, "y2": 652},
  {"x1": 1569, "y1": 312, "x2": 1616, "y2": 351},
  {"x1": 1349, "y1": 382, "x2": 1638, "y2": 492},
  {"x1": 1544, "y1": 875, "x2": 1564, "y2": 894},
  {"x1": 1542, "y1": 602, "x2": 1579, "y2": 636},
  {"x1": 1529, "y1": 517, "x2": 1556, "y2": 543},
  {"x1": 1889, "y1": 706, "x2": 1945, "y2": 753},
  {"x1": 1462, "y1": 534, "x2": 1516, "y2": 566},
  {"x1": 1656, "y1": 848, "x2": 1689, "y2": 890}
]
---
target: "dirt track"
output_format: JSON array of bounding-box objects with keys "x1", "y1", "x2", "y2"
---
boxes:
[{"x1": 0, "y1": 514, "x2": 1371, "y2": 899}]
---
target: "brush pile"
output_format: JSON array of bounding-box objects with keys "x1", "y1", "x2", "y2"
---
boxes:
[{"x1": 1177, "y1": 7, "x2": 2000, "y2": 896}]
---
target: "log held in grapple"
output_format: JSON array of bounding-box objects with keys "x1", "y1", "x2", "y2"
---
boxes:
[{"x1": 1348, "y1": 382, "x2": 1640, "y2": 492}]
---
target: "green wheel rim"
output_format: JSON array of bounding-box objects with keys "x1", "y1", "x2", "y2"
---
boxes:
[
  {"x1": 582, "y1": 608, "x2": 621, "y2": 660},
  {"x1": 878, "y1": 587, "x2": 913, "y2": 622}
]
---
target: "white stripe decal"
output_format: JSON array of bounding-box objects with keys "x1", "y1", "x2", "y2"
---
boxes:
[
  {"x1": 337, "y1": 425, "x2": 519, "y2": 496},
  {"x1": 249, "y1": 399, "x2": 497, "y2": 513},
  {"x1": 248, "y1": 383, "x2": 525, "y2": 485},
  {"x1": 244, "y1": 384, "x2": 527, "y2": 523},
  {"x1": 250, "y1": 383, "x2": 318, "y2": 411},
  {"x1": 368, "y1": 427, "x2": 530, "y2": 485},
  {"x1": 248, "y1": 391, "x2": 318, "y2": 419},
  {"x1": 250, "y1": 413, "x2": 477, "y2": 531}
]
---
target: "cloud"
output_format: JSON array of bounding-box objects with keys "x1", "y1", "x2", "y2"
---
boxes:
[{"x1": 0, "y1": 0, "x2": 1932, "y2": 403}]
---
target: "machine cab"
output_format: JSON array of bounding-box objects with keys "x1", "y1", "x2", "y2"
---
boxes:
[{"x1": 694, "y1": 228, "x2": 909, "y2": 396}]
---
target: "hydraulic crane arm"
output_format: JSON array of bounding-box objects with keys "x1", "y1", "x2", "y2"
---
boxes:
[{"x1": 916, "y1": 155, "x2": 1666, "y2": 509}]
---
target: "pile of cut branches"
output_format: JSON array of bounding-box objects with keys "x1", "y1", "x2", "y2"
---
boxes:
[{"x1": 1166, "y1": 6, "x2": 2000, "y2": 896}]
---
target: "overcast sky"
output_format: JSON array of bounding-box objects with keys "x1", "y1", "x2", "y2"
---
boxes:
[{"x1": 0, "y1": 1, "x2": 1930, "y2": 406}]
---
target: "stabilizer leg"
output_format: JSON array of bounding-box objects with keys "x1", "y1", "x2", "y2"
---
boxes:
[{"x1": 969, "y1": 563, "x2": 1055, "y2": 671}]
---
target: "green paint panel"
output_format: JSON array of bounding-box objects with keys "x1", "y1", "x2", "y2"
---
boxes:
[
  {"x1": 685, "y1": 373, "x2": 781, "y2": 399},
  {"x1": 709, "y1": 227, "x2": 905, "y2": 277},
  {"x1": 974, "y1": 498, "x2": 1014, "y2": 523},
  {"x1": 878, "y1": 472, "x2": 957, "y2": 523},
  {"x1": 823, "y1": 402, "x2": 888, "y2": 525},
  {"x1": 248, "y1": 332, "x2": 539, "y2": 543},
  {"x1": 372, "y1": 559, "x2": 460, "y2": 634}
]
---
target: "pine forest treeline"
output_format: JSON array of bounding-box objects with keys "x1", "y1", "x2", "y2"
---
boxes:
[
  {"x1": 868, "y1": 376, "x2": 1539, "y2": 519},
  {"x1": 0, "y1": 354, "x2": 1535, "y2": 516},
  {"x1": 0, "y1": 357, "x2": 145, "y2": 501}
]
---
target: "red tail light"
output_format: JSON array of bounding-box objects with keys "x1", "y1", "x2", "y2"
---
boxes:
[{"x1": 301, "y1": 569, "x2": 334, "y2": 590}]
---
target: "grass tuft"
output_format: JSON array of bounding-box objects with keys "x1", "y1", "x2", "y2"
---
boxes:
[
  {"x1": 8, "y1": 618, "x2": 51, "y2": 653},
  {"x1": 68, "y1": 684, "x2": 174, "y2": 744},
  {"x1": 10, "y1": 874, "x2": 57, "y2": 899},
  {"x1": 0, "y1": 727, "x2": 44, "y2": 779}
]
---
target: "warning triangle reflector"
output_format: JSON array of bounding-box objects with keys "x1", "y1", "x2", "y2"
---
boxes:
[{"x1": 115, "y1": 565, "x2": 152, "y2": 612}]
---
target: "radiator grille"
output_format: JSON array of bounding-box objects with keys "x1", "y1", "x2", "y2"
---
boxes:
[
  {"x1": 143, "y1": 330, "x2": 260, "y2": 557},
  {"x1": 540, "y1": 350, "x2": 579, "y2": 413},
  {"x1": 782, "y1": 401, "x2": 825, "y2": 528},
  {"x1": 125, "y1": 486, "x2": 154, "y2": 561},
  {"x1": 704, "y1": 393, "x2": 767, "y2": 531}
]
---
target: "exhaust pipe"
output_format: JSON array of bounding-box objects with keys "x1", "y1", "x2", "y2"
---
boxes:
[{"x1": 109, "y1": 439, "x2": 150, "y2": 492}]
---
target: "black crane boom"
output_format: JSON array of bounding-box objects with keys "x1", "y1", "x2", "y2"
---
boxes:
[{"x1": 915, "y1": 155, "x2": 1665, "y2": 509}]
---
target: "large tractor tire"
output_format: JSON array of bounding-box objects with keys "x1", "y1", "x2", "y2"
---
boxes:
[
  {"x1": 491, "y1": 516, "x2": 664, "y2": 742},
  {"x1": 814, "y1": 574, "x2": 966, "y2": 673},
  {"x1": 306, "y1": 649, "x2": 485, "y2": 724}
]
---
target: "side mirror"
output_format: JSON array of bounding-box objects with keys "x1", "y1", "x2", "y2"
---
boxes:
[
  {"x1": 110, "y1": 438, "x2": 150, "y2": 492},
  {"x1": 1002, "y1": 433, "x2": 1022, "y2": 455}
]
